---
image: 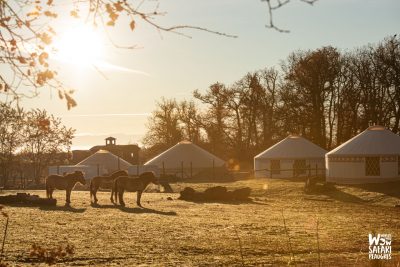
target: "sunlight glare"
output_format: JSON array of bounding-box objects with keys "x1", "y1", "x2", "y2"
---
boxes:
[{"x1": 54, "y1": 25, "x2": 104, "y2": 67}]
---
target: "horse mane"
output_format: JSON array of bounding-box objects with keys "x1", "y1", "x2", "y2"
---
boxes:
[
  {"x1": 64, "y1": 170, "x2": 83, "y2": 179},
  {"x1": 110, "y1": 170, "x2": 128, "y2": 179},
  {"x1": 139, "y1": 171, "x2": 157, "y2": 183}
]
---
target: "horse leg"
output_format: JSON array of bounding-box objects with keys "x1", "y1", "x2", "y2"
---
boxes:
[
  {"x1": 45, "y1": 182, "x2": 49, "y2": 198},
  {"x1": 114, "y1": 184, "x2": 120, "y2": 204},
  {"x1": 66, "y1": 189, "x2": 71, "y2": 205},
  {"x1": 118, "y1": 190, "x2": 125, "y2": 206},
  {"x1": 110, "y1": 186, "x2": 114, "y2": 203},
  {"x1": 137, "y1": 191, "x2": 143, "y2": 207},
  {"x1": 89, "y1": 180, "x2": 94, "y2": 203},
  {"x1": 112, "y1": 179, "x2": 118, "y2": 204},
  {"x1": 92, "y1": 185, "x2": 99, "y2": 204}
]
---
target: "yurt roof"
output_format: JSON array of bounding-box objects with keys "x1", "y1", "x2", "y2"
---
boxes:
[
  {"x1": 144, "y1": 141, "x2": 225, "y2": 168},
  {"x1": 76, "y1": 149, "x2": 132, "y2": 169},
  {"x1": 327, "y1": 125, "x2": 400, "y2": 156},
  {"x1": 255, "y1": 135, "x2": 327, "y2": 159}
]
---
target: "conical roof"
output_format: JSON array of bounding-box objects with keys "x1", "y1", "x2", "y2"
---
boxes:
[
  {"x1": 327, "y1": 125, "x2": 400, "y2": 156},
  {"x1": 77, "y1": 149, "x2": 132, "y2": 171},
  {"x1": 255, "y1": 135, "x2": 327, "y2": 159},
  {"x1": 144, "y1": 141, "x2": 225, "y2": 168}
]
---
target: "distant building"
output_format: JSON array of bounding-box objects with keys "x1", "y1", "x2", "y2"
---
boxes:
[
  {"x1": 326, "y1": 125, "x2": 400, "y2": 184},
  {"x1": 254, "y1": 135, "x2": 327, "y2": 178},
  {"x1": 71, "y1": 137, "x2": 140, "y2": 165},
  {"x1": 144, "y1": 140, "x2": 225, "y2": 178}
]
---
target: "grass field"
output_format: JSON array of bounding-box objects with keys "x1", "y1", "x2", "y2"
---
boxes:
[{"x1": 1, "y1": 178, "x2": 399, "y2": 266}]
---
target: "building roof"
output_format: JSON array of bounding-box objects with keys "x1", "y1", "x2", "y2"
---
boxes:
[
  {"x1": 255, "y1": 135, "x2": 327, "y2": 159},
  {"x1": 89, "y1": 144, "x2": 139, "y2": 153},
  {"x1": 327, "y1": 125, "x2": 400, "y2": 156},
  {"x1": 144, "y1": 141, "x2": 225, "y2": 168},
  {"x1": 76, "y1": 149, "x2": 132, "y2": 171}
]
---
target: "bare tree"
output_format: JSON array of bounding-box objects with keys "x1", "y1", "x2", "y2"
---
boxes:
[
  {"x1": 0, "y1": 102, "x2": 24, "y2": 187},
  {"x1": 21, "y1": 109, "x2": 75, "y2": 184},
  {"x1": 143, "y1": 98, "x2": 183, "y2": 155},
  {"x1": 194, "y1": 83, "x2": 231, "y2": 157},
  {"x1": 262, "y1": 0, "x2": 318, "y2": 32},
  {"x1": 374, "y1": 36, "x2": 400, "y2": 133},
  {"x1": 177, "y1": 100, "x2": 202, "y2": 144},
  {"x1": 281, "y1": 46, "x2": 341, "y2": 148},
  {"x1": 144, "y1": 36, "x2": 400, "y2": 166}
]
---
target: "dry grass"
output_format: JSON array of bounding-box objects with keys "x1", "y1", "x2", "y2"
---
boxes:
[{"x1": 0, "y1": 179, "x2": 399, "y2": 266}]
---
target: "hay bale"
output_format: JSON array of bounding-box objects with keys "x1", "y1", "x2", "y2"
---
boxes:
[
  {"x1": 0, "y1": 193, "x2": 56, "y2": 206},
  {"x1": 203, "y1": 186, "x2": 228, "y2": 200},
  {"x1": 179, "y1": 187, "x2": 196, "y2": 200},
  {"x1": 231, "y1": 187, "x2": 251, "y2": 200}
]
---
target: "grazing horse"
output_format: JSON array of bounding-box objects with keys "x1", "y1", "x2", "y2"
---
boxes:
[
  {"x1": 46, "y1": 171, "x2": 86, "y2": 205},
  {"x1": 113, "y1": 171, "x2": 158, "y2": 207},
  {"x1": 89, "y1": 170, "x2": 128, "y2": 204}
]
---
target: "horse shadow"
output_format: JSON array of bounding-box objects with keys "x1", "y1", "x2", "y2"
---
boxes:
[
  {"x1": 90, "y1": 202, "x2": 177, "y2": 216},
  {"x1": 354, "y1": 181, "x2": 400, "y2": 199},
  {"x1": 306, "y1": 184, "x2": 366, "y2": 204},
  {"x1": 179, "y1": 198, "x2": 269, "y2": 206},
  {"x1": 39, "y1": 205, "x2": 87, "y2": 213}
]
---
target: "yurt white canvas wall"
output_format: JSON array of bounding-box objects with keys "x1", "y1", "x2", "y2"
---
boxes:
[
  {"x1": 326, "y1": 125, "x2": 400, "y2": 184},
  {"x1": 77, "y1": 149, "x2": 132, "y2": 175},
  {"x1": 254, "y1": 136, "x2": 327, "y2": 178},
  {"x1": 144, "y1": 141, "x2": 225, "y2": 178}
]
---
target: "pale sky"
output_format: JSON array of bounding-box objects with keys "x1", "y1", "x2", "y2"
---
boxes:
[{"x1": 6, "y1": 0, "x2": 400, "y2": 150}]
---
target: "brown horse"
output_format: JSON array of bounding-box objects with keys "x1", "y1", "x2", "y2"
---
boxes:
[
  {"x1": 89, "y1": 170, "x2": 128, "y2": 204},
  {"x1": 113, "y1": 171, "x2": 159, "y2": 207},
  {"x1": 46, "y1": 171, "x2": 86, "y2": 205}
]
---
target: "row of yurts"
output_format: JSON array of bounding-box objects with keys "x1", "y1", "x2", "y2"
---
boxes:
[{"x1": 49, "y1": 125, "x2": 400, "y2": 184}]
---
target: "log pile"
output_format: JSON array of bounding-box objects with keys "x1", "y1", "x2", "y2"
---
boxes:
[
  {"x1": 179, "y1": 186, "x2": 251, "y2": 202},
  {"x1": 0, "y1": 193, "x2": 56, "y2": 206}
]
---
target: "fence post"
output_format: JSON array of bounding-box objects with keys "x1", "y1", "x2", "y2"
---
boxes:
[{"x1": 162, "y1": 161, "x2": 165, "y2": 177}]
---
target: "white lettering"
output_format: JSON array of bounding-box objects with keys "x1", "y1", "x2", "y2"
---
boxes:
[{"x1": 369, "y1": 234, "x2": 380, "y2": 246}]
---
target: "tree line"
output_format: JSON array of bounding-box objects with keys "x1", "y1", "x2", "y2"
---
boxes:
[
  {"x1": 143, "y1": 36, "x2": 400, "y2": 167},
  {"x1": 0, "y1": 102, "x2": 74, "y2": 186}
]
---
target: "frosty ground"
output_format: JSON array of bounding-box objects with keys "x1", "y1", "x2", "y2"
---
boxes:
[{"x1": 1, "y1": 179, "x2": 399, "y2": 266}]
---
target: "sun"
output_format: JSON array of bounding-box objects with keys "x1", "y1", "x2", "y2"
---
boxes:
[{"x1": 54, "y1": 25, "x2": 104, "y2": 67}]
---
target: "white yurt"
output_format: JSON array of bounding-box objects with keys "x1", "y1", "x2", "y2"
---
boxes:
[
  {"x1": 254, "y1": 135, "x2": 327, "y2": 178},
  {"x1": 144, "y1": 141, "x2": 225, "y2": 178},
  {"x1": 326, "y1": 125, "x2": 400, "y2": 184},
  {"x1": 77, "y1": 149, "x2": 132, "y2": 175}
]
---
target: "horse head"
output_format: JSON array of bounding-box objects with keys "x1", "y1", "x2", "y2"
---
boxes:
[{"x1": 74, "y1": 170, "x2": 86, "y2": 185}]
